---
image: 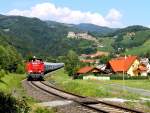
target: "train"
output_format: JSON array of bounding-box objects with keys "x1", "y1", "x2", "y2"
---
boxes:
[{"x1": 25, "y1": 57, "x2": 64, "y2": 80}]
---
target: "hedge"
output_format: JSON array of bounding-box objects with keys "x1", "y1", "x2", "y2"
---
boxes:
[{"x1": 110, "y1": 75, "x2": 149, "y2": 80}]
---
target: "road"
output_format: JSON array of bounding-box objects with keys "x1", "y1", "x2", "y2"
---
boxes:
[{"x1": 107, "y1": 84, "x2": 150, "y2": 97}]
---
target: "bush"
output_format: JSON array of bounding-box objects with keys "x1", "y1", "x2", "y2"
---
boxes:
[
  {"x1": 0, "y1": 92, "x2": 30, "y2": 113},
  {"x1": 73, "y1": 74, "x2": 84, "y2": 79},
  {"x1": 0, "y1": 69, "x2": 5, "y2": 80},
  {"x1": 16, "y1": 64, "x2": 25, "y2": 74}
]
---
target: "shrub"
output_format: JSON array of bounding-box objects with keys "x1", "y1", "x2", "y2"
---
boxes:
[
  {"x1": 16, "y1": 64, "x2": 25, "y2": 74},
  {"x1": 0, "y1": 69, "x2": 5, "y2": 80},
  {"x1": 73, "y1": 74, "x2": 83, "y2": 79},
  {"x1": 0, "y1": 92, "x2": 30, "y2": 113}
]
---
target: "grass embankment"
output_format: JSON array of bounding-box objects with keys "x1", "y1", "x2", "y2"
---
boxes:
[
  {"x1": 0, "y1": 73, "x2": 55, "y2": 113},
  {"x1": 46, "y1": 68, "x2": 150, "y2": 100},
  {"x1": 46, "y1": 68, "x2": 150, "y2": 112},
  {"x1": 0, "y1": 73, "x2": 25, "y2": 93}
]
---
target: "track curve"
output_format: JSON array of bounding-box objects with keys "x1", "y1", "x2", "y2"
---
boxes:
[{"x1": 29, "y1": 81, "x2": 144, "y2": 113}]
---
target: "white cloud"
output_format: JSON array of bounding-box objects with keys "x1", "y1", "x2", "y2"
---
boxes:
[
  {"x1": 7, "y1": 2, "x2": 123, "y2": 27},
  {"x1": 148, "y1": 25, "x2": 150, "y2": 28}
]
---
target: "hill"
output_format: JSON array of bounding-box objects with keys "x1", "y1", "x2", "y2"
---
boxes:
[
  {"x1": 111, "y1": 29, "x2": 150, "y2": 56},
  {"x1": 73, "y1": 23, "x2": 117, "y2": 36},
  {"x1": 0, "y1": 14, "x2": 150, "y2": 58},
  {"x1": 0, "y1": 15, "x2": 97, "y2": 58},
  {"x1": 125, "y1": 39, "x2": 150, "y2": 56},
  {"x1": 108, "y1": 25, "x2": 149, "y2": 37}
]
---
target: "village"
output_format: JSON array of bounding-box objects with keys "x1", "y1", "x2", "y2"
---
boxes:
[{"x1": 75, "y1": 51, "x2": 150, "y2": 80}]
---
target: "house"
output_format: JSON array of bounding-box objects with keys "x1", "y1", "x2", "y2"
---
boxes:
[
  {"x1": 77, "y1": 66, "x2": 101, "y2": 76},
  {"x1": 140, "y1": 58, "x2": 150, "y2": 73},
  {"x1": 107, "y1": 56, "x2": 140, "y2": 76},
  {"x1": 80, "y1": 59, "x2": 99, "y2": 64},
  {"x1": 90, "y1": 51, "x2": 109, "y2": 58},
  {"x1": 76, "y1": 66, "x2": 110, "y2": 80},
  {"x1": 96, "y1": 64, "x2": 106, "y2": 71},
  {"x1": 80, "y1": 51, "x2": 109, "y2": 59},
  {"x1": 67, "y1": 32, "x2": 76, "y2": 38},
  {"x1": 80, "y1": 59, "x2": 96, "y2": 64},
  {"x1": 137, "y1": 64, "x2": 148, "y2": 76}
]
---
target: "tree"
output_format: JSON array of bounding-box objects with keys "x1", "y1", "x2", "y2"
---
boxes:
[
  {"x1": 46, "y1": 56, "x2": 57, "y2": 62},
  {"x1": 0, "y1": 45, "x2": 23, "y2": 72},
  {"x1": 0, "y1": 46, "x2": 10, "y2": 70},
  {"x1": 64, "y1": 50, "x2": 80, "y2": 76},
  {"x1": 0, "y1": 69, "x2": 5, "y2": 81},
  {"x1": 99, "y1": 56, "x2": 111, "y2": 64},
  {"x1": 16, "y1": 64, "x2": 25, "y2": 74}
]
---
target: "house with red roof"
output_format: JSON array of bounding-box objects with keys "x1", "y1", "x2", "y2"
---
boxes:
[
  {"x1": 80, "y1": 59, "x2": 96, "y2": 64},
  {"x1": 76, "y1": 66, "x2": 110, "y2": 80},
  {"x1": 107, "y1": 56, "x2": 140, "y2": 76},
  {"x1": 80, "y1": 51, "x2": 109, "y2": 59},
  {"x1": 76, "y1": 66, "x2": 101, "y2": 76}
]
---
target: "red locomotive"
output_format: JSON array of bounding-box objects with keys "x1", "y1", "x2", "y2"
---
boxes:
[{"x1": 26, "y1": 57, "x2": 45, "y2": 80}]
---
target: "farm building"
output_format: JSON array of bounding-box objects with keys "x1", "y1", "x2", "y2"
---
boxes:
[
  {"x1": 107, "y1": 56, "x2": 140, "y2": 76},
  {"x1": 76, "y1": 66, "x2": 110, "y2": 80},
  {"x1": 76, "y1": 66, "x2": 101, "y2": 76}
]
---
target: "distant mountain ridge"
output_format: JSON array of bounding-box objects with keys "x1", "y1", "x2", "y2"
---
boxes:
[
  {"x1": 73, "y1": 23, "x2": 118, "y2": 35},
  {"x1": 45, "y1": 21, "x2": 118, "y2": 35},
  {"x1": 0, "y1": 14, "x2": 150, "y2": 57}
]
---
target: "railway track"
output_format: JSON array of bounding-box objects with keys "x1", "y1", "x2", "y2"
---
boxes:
[{"x1": 29, "y1": 81, "x2": 144, "y2": 113}]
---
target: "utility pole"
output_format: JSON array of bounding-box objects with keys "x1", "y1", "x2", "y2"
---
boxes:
[{"x1": 123, "y1": 55, "x2": 127, "y2": 92}]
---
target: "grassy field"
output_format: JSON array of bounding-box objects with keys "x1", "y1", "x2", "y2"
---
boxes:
[
  {"x1": 46, "y1": 68, "x2": 150, "y2": 99},
  {"x1": 97, "y1": 37, "x2": 114, "y2": 52}
]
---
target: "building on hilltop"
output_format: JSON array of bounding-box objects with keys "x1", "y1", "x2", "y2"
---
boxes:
[
  {"x1": 67, "y1": 31, "x2": 97, "y2": 41},
  {"x1": 67, "y1": 31, "x2": 76, "y2": 38}
]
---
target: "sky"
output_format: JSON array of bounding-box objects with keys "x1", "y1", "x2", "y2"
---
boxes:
[{"x1": 0, "y1": 0, "x2": 150, "y2": 28}]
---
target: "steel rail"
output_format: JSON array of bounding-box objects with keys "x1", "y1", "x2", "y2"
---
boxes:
[{"x1": 30, "y1": 81, "x2": 144, "y2": 113}]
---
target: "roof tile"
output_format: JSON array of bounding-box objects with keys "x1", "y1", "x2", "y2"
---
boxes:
[
  {"x1": 109, "y1": 56, "x2": 138, "y2": 72},
  {"x1": 77, "y1": 66, "x2": 94, "y2": 74}
]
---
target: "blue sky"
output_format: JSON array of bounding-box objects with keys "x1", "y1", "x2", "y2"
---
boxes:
[{"x1": 0, "y1": 0, "x2": 150, "y2": 28}]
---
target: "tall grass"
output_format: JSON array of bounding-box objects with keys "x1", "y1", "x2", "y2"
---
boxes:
[{"x1": 46, "y1": 68, "x2": 141, "y2": 99}]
